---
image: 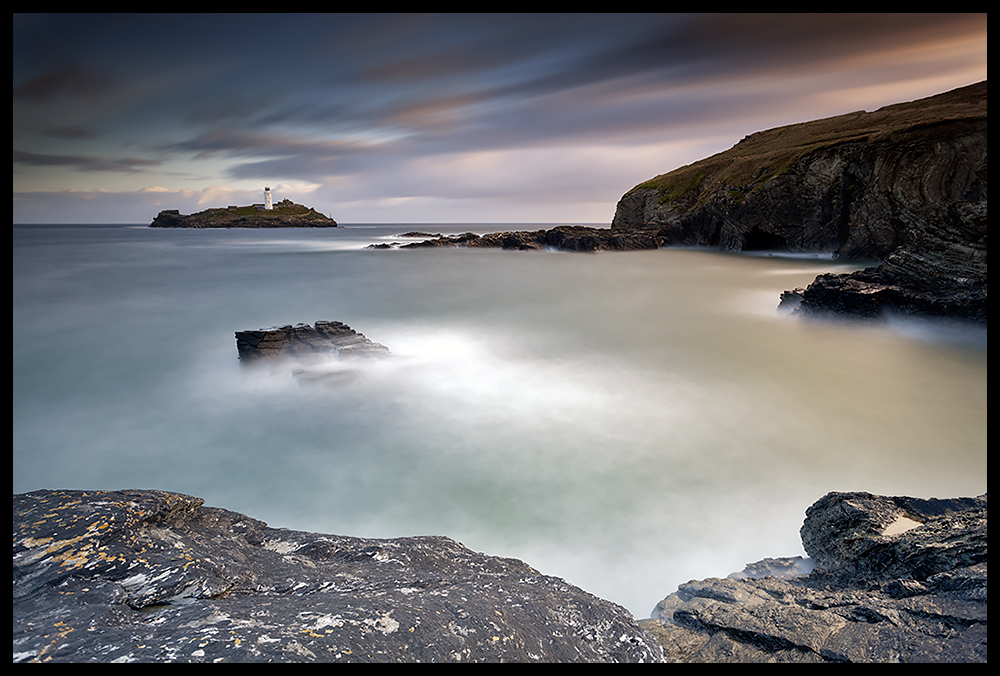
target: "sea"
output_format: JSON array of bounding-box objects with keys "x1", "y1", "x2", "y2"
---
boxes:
[{"x1": 12, "y1": 222, "x2": 988, "y2": 617}]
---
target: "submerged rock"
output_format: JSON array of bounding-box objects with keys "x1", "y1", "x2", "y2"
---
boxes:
[
  {"x1": 12, "y1": 489, "x2": 663, "y2": 663},
  {"x1": 643, "y1": 491, "x2": 987, "y2": 663}
]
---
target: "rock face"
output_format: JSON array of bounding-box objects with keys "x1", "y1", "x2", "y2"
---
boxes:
[
  {"x1": 643, "y1": 491, "x2": 987, "y2": 663},
  {"x1": 150, "y1": 201, "x2": 337, "y2": 228},
  {"x1": 612, "y1": 81, "x2": 987, "y2": 322},
  {"x1": 12, "y1": 489, "x2": 663, "y2": 663},
  {"x1": 235, "y1": 321, "x2": 390, "y2": 364}
]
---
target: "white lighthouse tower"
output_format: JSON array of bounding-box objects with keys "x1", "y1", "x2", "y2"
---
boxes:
[{"x1": 264, "y1": 186, "x2": 273, "y2": 210}]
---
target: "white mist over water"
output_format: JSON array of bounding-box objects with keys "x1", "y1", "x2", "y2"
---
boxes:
[{"x1": 13, "y1": 223, "x2": 987, "y2": 617}]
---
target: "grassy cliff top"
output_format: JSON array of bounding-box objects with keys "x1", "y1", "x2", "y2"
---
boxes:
[
  {"x1": 630, "y1": 81, "x2": 987, "y2": 206},
  {"x1": 199, "y1": 201, "x2": 329, "y2": 218}
]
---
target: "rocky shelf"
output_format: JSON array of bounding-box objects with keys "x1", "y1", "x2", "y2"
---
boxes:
[
  {"x1": 235, "y1": 320, "x2": 390, "y2": 363},
  {"x1": 12, "y1": 489, "x2": 661, "y2": 663},
  {"x1": 234, "y1": 320, "x2": 390, "y2": 383},
  {"x1": 13, "y1": 489, "x2": 985, "y2": 662}
]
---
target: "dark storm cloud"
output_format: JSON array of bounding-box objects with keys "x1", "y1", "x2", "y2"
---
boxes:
[
  {"x1": 43, "y1": 126, "x2": 101, "y2": 140},
  {"x1": 13, "y1": 149, "x2": 160, "y2": 173},
  {"x1": 160, "y1": 13, "x2": 987, "y2": 159},
  {"x1": 13, "y1": 65, "x2": 116, "y2": 101}
]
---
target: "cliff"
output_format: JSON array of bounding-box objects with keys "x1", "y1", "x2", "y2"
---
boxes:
[
  {"x1": 150, "y1": 200, "x2": 337, "y2": 228},
  {"x1": 611, "y1": 81, "x2": 987, "y2": 323}
]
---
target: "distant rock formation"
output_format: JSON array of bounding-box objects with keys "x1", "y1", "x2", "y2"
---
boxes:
[
  {"x1": 368, "y1": 225, "x2": 669, "y2": 252},
  {"x1": 12, "y1": 489, "x2": 663, "y2": 663},
  {"x1": 611, "y1": 81, "x2": 987, "y2": 323},
  {"x1": 150, "y1": 200, "x2": 337, "y2": 228},
  {"x1": 642, "y1": 491, "x2": 987, "y2": 663}
]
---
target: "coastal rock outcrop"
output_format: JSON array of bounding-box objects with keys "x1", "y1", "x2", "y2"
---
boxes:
[
  {"x1": 150, "y1": 200, "x2": 337, "y2": 228},
  {"x1": 612, "y1": 81, "x2": 987, "y2": 323},
  {"x1": 235, "y1": 320, "x2": 390, "y2": 364},
  {"x1": 12, "y1": 489, "x2": 663, "y2": 663},
  {"x1": 369, "y1": 225, "x2": 671, "y2": 253},
  {"x1": 642, "y1": 491, "x2": 987, "y2": 663}
]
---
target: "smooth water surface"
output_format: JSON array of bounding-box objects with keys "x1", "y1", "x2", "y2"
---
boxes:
[{"x1": 13, "y1": 223, "x2": 987, "y2": 616}]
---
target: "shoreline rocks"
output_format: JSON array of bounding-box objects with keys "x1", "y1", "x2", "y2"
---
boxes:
[
  {"x1": 12, "y1": 489, "x2": 985, "y2": 662},
  {"x1": 367, "y1": 224, "x2": 671, "y2": 253},
  {"x1": 12, "y1": 489, "x2": 663, "y2": 663},
  {"x1": 642, "y1": 491, "x2": 987, "y2": 663}
]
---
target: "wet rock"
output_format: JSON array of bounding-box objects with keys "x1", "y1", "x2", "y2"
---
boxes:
[
  {"x1": 12, "y1": 489, "x2": 663, "y2": 663},
  {"x1": 235, "y1": 320, "x2": 390, "y2": 364},
  {"x1": 645, "y1": 491, "x2": 987, "y2": 663},
  {"x1": 388, "y1": 225, "x2": 671, "y2": 253}
]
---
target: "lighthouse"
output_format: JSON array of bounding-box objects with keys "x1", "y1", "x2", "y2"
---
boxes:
[{"x1": 264, "y1": 186, "x2": 273, "y2": 211}]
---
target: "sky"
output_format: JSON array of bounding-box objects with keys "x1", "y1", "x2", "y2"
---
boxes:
[{"x1": 13, "y1": 13, "x2": 987, "y2": 224}]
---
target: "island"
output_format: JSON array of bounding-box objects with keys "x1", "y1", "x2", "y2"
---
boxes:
[{"x1": 150, "y1": 188, "x2": 337, "y2": 228}]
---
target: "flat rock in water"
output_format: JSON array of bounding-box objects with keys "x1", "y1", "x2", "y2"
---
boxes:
[{"x1": 235, "y1": 320, "x2": 391, "y2": 363}]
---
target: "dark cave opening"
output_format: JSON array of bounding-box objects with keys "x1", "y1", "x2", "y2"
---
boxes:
[{"x1": 743, "y1": 227, "x2": 788, "y2": 251}]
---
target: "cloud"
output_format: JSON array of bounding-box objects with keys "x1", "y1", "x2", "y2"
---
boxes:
[
  {"x1": 13, "y1": 65, "x2": 115, "y2": 101},
  {"x1": 13, "y1": 149, "x2": 161, "y2": 173},
  {"x1": 43, "y1": 125, "x2": 101, "y2": 140},
  {"x1": 12, "y1": 13, "x2": 988, "y2": 223}
]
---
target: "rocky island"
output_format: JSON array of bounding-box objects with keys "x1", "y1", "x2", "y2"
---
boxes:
[
  {"x1": 13, "y1": 489, "x2": 986, "y2": 662},
  {"x1": 150, "y1": 192, "x2": 337, "y2": 228},
  {"x1": 381, "y1": 82, "x2": 987, "y2": 324}
]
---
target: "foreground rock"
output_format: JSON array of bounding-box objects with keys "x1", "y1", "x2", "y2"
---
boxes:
[
  {"x1": 642, "y1": 491, "x2": 987, "y2": 663},
  {"x1": 12, "y1": 489, "x2": 663, "y2": 663},
  {"x1": 612, "y1": 81, "x2": 987, "y2": 323}
]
